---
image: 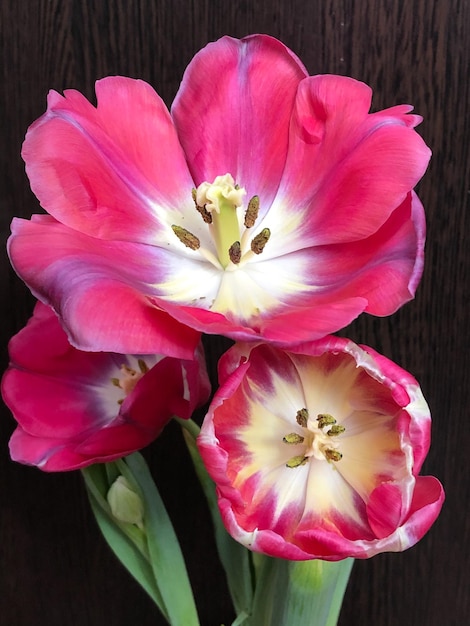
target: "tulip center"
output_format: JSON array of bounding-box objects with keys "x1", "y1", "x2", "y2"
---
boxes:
[
  {"x1": 283, "y1": 409, "x2": 345, "y2": 468},
  {"x1": 111, "y1": 359, "x2": 149, "y2": 404},
  {"x1": 171, "y1": 173, "x2": 271, "y2": 269}
]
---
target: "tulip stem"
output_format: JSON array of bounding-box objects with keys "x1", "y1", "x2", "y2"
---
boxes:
[{"x1": 250, "y1": 556, "x2": 354, "y2": 626}]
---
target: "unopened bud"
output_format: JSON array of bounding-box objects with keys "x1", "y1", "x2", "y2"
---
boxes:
[{"x1": 107, "y1": 476, "x2": 144, "y2": 528}]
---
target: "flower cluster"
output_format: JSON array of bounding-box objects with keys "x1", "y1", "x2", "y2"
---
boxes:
[{"x1": 3, "y1": 34, "x2": 443, "y2": 565}]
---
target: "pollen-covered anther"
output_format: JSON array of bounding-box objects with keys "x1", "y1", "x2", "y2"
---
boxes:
[
  {"x1": 296, "y1": 408, "x2": 309, "y2": 427},
  {"x1": 317, "y1": 413, "x2": 336, "y2": 429},
  {"x1": 229, "y1": 241, "x2": 241, "y2": 264},
  {"x1": 192, "y1": 188, "x2": 213, "y2": 224},
  {"x1": 324, "y1": 448, "x2": 343, "y2": 462},
  {"x1": 283, "y1": 432, "x2": 305, "y2": 445},
  {"x1": 137, "y1": 359, "x2": 149, "y2": 374},
  {"x1": 286, "y1": 455, "x2": 309, "y2": 468},
  {"x1": 171, "y1": 225, "x2": 200, "y2": 250},
  {"x1": 251, "y1": 228, "x2": 271, "y2": 255},
  {"x1": 327, "y1": 424, "x2": 346, "y2": 437},
  {"x1": 244, "y1": 195, "x2": 260, "y2": 228}
]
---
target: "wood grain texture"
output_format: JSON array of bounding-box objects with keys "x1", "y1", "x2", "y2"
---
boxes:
[{"x1": 1, "y1": 1, "x2": 468, "y2": 624}]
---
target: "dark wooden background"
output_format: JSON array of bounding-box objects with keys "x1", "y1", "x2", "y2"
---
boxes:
[{"x1": 1, "y1": 1, "x2": 468, "y2": 624}]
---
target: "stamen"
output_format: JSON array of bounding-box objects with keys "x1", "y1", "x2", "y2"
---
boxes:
[
  {"x1": 283, "y1": 433, "x2": 305, "y2": 444},
  {"x1": 251, "y1": 228, "x2": 271, "y2": 255},
  {"x1": 244, "y1": 195, "x2": 260, "y2": 228},
  {"x1": 229, "y1": 241, "x2": 241, "y2": 264},
  {"x1": 286, "y1": 455, "x2": 309, "y2": 468},
  {"x1": 327, "y1": 424, "x2": 346, "y2": 436},
  {"x1": 296, "y1": 408, "x2": 309, "y2": 427},
  {"x1": 138, "y1": 359, "x2": 149, "y2": 374},
  {"x1": 325, "y1": 449, "x2": 343, "y2": 462},
  {"x1": 317, "y1": 413, "x2": 336, "y2": 429},
  {"x1": 172, "y1": 225, "x2": 200, "y2": 250},
  {"x1": 192, "y1": 188, "x2": 213, "y2": 224},
  {"x1": 111, "y1": 360, "x2": 149, "y2": 403}
]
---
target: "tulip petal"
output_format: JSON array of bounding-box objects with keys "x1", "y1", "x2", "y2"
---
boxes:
[
  {"x1": 22, "y1": 77, "x2": 195, "y2": 244},
  {"x1": 269, "y1": 75, "x2": 431, "y2": 246},
  {"x1": 3, "y1": 303, "x2": 210, "y2": 471},
  {"x1": 172, "y1": 34, "x2": 308, "y2": 211},
  {"x1": 8, "y1": 217, "x2": 200, "y2": 357}
]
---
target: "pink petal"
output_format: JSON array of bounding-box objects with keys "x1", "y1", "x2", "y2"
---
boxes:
[
  {"x1": 22, "y1": 77, "x2": 194, "y2": 244},
  {"x1": 270, "y1": 75, "x2": 431, "y2": 245},
  {"x1": 8, "y1": 217, "x2": 200, "y2": 357},
  {"x1": 172, "y1": 34, "x2": 308, "y2": 212},
  {"x1": 262, "y1": 192, "x2": 425, "y2": 333}
]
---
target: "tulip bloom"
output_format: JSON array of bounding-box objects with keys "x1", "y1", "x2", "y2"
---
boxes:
[
  {"x1": 9, "y1": 34, "x2": 429, "y2": 352},
  {"x1": 2, "y1": 303, "x2": 210, "y2": 471},
  {"x1": 198, "y1": 340, "x2": 444, "y2": 560}
]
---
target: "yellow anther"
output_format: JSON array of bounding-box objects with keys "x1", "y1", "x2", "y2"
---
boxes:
[
  {"x1": 296, "y1": 408, "x2": 309, "y2": 427},
  {"x1": 171, "y1": 225, "x2": 200, "y2": 250},
  {"x1": 286, "y1": 455, "x2": 309, "y2": 468},
  {"x1": 317, "y1": 413, "x2": 336, "y2": 429},
  {"x1": 138, "y1": 359, "x2": 149, "y2": 374},
  {"x1": 244, "y1": 195, "x2": 260, "y2": 228},
  {"x1": 283, "y1": 433, "x2": 305, "y2": 445},
  {"x1": 327, "y1": 424, "x2": 346, "y2": 437},
  {"x1": 251, "y1": 228, "x2": 271, "y2": 255},
  {"x1": 325, "y1": 448, "x2": 343, "y2": 462},
  {"x1": 229, "y1": 241, "x2": 241, "y2": 264}
]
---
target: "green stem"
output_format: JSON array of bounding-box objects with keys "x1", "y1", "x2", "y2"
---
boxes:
[
  {"x1": 251, "y1": 557, "x2": 354, "y2": 626},
  {"x1": 176, "y1": 418, "x2": 254, "y2": 618}
]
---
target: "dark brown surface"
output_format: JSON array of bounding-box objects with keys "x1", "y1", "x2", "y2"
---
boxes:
[{"x1": 1, "y1": 1, "x2": 468, "y2": 625}]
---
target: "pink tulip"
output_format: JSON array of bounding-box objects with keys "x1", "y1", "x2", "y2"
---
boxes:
[
  {"x1": 2, "y1": 303, "x2": 210, "y2": 471},
  {"x1": 198, "y1": 340, "x2": 444, "y2": 560},
  {"x1": 10, "y1": 35, "x2": 430, "y2": 350}
]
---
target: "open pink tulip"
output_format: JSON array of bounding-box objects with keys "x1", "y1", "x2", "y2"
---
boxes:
[
  {"x1": 198, "y1": 340, "x2": 444, "y2": 560},
  {"x1": 10, "y1": 34, "x2": 430, "y2": 350},
  {"x1": 2, "y1": 303, "x2": 210, "y2": 471}
]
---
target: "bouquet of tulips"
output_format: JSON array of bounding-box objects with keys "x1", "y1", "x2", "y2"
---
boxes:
[{"x1": 2, "y1": 35, "x2": 444, "y2": 625}]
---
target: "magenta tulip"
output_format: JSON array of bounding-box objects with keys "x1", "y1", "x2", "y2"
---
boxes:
[
  {"x1": 2, "y1": 303, "x2": 210, "y2": 471},
  {"x1": 9, "y1": 35, "x2": 430, "y2": 351}
]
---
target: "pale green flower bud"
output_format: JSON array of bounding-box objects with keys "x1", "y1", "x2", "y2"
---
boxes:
[{"x1": 107, "y1": 475, "x2": 144, "y2": 528}]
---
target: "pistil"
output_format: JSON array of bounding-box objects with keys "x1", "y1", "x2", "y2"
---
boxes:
[
  {"x1": 196, "y1": 174, "x2": 246, "y2": 268},
  {"x1": 111, "y1": 359, "x2": 149, "y2": 404},
  {"x1": 171, "y1": 174, "x2": 272, "y2": 271},
  {"x1": 283, "y1": 408, "x2": 346, "y2": 467}
]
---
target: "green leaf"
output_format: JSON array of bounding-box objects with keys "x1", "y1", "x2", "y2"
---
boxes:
[
  {"x1": 121, "y1": 453, "x2": 200, "y2": 626},
  {"x1": 82, "y1": 466, "x2": 167, "y2": 618},
  {"x1": 178, "y1": 419, "x2": 254, "y2": 618}
]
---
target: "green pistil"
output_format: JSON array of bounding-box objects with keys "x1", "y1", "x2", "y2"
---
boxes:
[{"x1": 211, "y1": 197, "x2": 243, "y2": 268}]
